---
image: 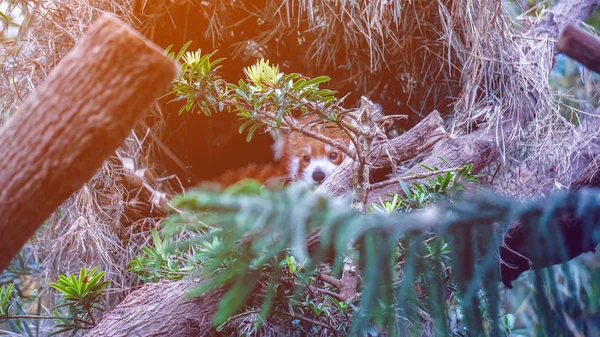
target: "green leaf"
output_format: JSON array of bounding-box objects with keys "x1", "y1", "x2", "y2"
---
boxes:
[
  {"x1": 303, "y1": 76, "x2": 330, "y2": 88},
  {"x1": 175, "y1": 41, "x2": 193, "y2": 62},
  {"x1": 292, "y1": 78, "x2": 307, "y2": 90},
  {"x1": 238, "y1": 120, "x2": 254, "y2": 134},
  {"x1": 399, "y1": 180, "x2": 411, "y2": 196},
  {"x1": 246, "y1": 123, "x2": 262, "y2": 142}
]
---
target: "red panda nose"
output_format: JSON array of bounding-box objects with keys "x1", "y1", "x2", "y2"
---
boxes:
[{"x1": 312, "y1": 169, "x2": 326, "y2": 183}]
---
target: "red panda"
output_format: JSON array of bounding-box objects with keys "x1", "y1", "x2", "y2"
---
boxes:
[{"x1": 212, "y1": 119, "x2": 349, "y2": 188}]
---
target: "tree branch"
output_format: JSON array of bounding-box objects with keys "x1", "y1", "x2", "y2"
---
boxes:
[
  {"x1": 0, "y1": 14, "x2": 179, "y2": 272},
  {"x1": 88, "y1": 280, "x2": 221, "y2": 336}
]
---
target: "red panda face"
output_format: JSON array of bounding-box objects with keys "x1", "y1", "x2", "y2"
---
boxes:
[{"x1": 275, "y1": 125, "x2": 348, "y2": 185}]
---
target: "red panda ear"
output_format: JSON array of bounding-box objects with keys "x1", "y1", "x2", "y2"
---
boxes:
[{"x1": 269, "y1": 128, "x2": 291, "y2": 160}]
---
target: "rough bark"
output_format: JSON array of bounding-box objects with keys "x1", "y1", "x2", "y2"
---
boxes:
[
  {"x1": 366, "y1": 127, "x2": 500, "y2": 204},
  {"x1": 0, "y1": 14, "x2": 179, "y2": 272},
  {"x1": 89, "y1": 280, "x2": 222, "y2": 337}
]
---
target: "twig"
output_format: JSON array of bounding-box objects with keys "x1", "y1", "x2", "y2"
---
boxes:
[
  {"x1": 1, "y1": 315, "x2": 94, "y2": 326},
  {"x1": 318, "y1": 288, "x2": 347, "y2": 302},
  {"x1": 283, "y1": 114, "x2": 356, "y2": 159},
  {"x1": 318, "y1": 273, "x2": 342, "y2": 289},
  {"x1": 220, "y1": 310, "x2": 260, "y2": 325}
]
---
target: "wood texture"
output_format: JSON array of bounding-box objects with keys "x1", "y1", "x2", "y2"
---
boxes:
[
  {"x1": 557, "y1": 24, "x2": 600, "y2": 74},
  {"x1": 88, "y1": 280, "x2": 221, "y2": 336},
  {"x1": 0, "y1": 14, "x2": 179, "y2": 272}
]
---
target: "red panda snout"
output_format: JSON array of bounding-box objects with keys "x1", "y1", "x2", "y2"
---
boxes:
[
  {"x1": 271, "y1": 120, "x2": 349, "y2": 185},
  {"x1": 286, "y1": 141, "x2": 345, "y2": 185}
]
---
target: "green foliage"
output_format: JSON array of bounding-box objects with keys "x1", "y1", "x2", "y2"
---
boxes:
[
  {"x1": 231, "y1": 59, "x2": 343, "y2": 141},
  {"x1": 166, "y1": 45, "x2": 350, "y2": 143},
  {"x1": 127, "y1": 168, "x2": 475, "y2": 335},
  {"x1": 48, "y1": 267, "x2": 109, "y2": 335},
  {"x1": 160, "y1": 182, "x2": 452, "y2": 333},
  {"x1": 159, "y1": 178, "x2": 600, "y2": 336},
  {"x1": 0, "y1": 283, "x2": 14, "y2": 316},
  {"x1": 370, "y1": 164, "x2": 479, "y2": 213},
  {"x1": 166, "y1": 42, "x2": 227, "y2": 116},
  {"x1": 128, "y1": 228, "x2": 195, "y2": 282}
]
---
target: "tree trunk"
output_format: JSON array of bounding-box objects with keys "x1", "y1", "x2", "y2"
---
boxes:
[{"x1": 0, "y1": 14, "x2": 179, "y2": 272}]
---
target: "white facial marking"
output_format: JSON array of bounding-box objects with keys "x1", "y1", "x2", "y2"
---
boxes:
[
  {"x1": 325, "y1": 144, "x2": 332, "y2": 152},
  {"x1": 270, "y1": 130, "x2": 285, "y2": 160},
  {"x1": 300, "y1": 156, "x2": 338, "y2": 185},
  {"x1": 304, "y1": 144, "x2": 311, "y2": 153},
  {"x1": 272, "y1": 140, "x2": 285, "y2": 160},
  {"x1": 288, "y1": 157, "x2": 300, "y2": 179}
]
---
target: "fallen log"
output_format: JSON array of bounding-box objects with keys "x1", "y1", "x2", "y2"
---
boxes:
[{"x1": 0, "y1": 14, "x2": 179, "y2": 272}]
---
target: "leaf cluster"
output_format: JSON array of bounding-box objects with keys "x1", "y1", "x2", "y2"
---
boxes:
[
  {"x1": 166, "y1": 42, "x2": 227, "y2": 116},
  {"x1": 165, "y1": 45, "x2": 353, "y2": 148},
  {"x1": 128, "y1": 228, "x2": 196, "y2": 282},
  {"x1": 160, "y1": 181, "x2": 600, "y2": 336},
  {"x1": 48, "y1": 267, "x2": 109, "y2": 335},
  {"x1": 233, "y1": 59, "x2": 343, "y2": 141},
  {"x1": 370, "y1": 164, "x2": 479, "y2": 213}
]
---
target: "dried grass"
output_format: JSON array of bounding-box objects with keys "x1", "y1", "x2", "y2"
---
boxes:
[{"x1": 271, "y1": 0, "x2": 590, "y2": 194}]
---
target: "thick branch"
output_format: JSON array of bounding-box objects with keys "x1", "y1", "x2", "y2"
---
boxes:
[
  {"x1": 0, "y1": 14, "x2": 179, "y2": 272},
  {"x1": 88, "y1": 280, "x2": 221, "y2": 336},
  {"x1": 556, "y1": 24, "x2": 600, "y2": 73}
]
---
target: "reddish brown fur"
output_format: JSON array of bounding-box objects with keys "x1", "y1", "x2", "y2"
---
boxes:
[
  {"x1": 211, "y1": 120, "x2": 349, "y2": 188},
  {"x1": 213, "y1": 162, "x2": 288, "y2": 188}
]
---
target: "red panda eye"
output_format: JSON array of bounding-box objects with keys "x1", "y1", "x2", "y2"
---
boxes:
[
  {"x1": 329, "y1": 152, "x2": 338, "y2": 160},
  {"x1": 302, "y1": 155, "x2": 311, "y2": 163}
]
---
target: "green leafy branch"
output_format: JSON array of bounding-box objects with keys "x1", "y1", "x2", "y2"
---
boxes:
[
  {"x1": 370, "y1": 163, "x2": 480, "y2": 212},
  {"x1": 1, "y1": 267, "x2": 110, "y2": 336},
  {"x1": 48, "y1": 267, "x2": 110, "y2": 336},
  {"x1": 162, "y1": 182, "x2": 600, "y2": 335},
  {"x1": 128, "y1": 228, "x2": 197, "y2": 282},
  {"x1": 165, "y1": 44, "x2": 360, "y2": 157}
]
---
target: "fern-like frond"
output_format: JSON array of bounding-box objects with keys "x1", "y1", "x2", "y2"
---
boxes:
[{"x1": 164, "y1": 183, "x2": 600, "y2": 335}]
